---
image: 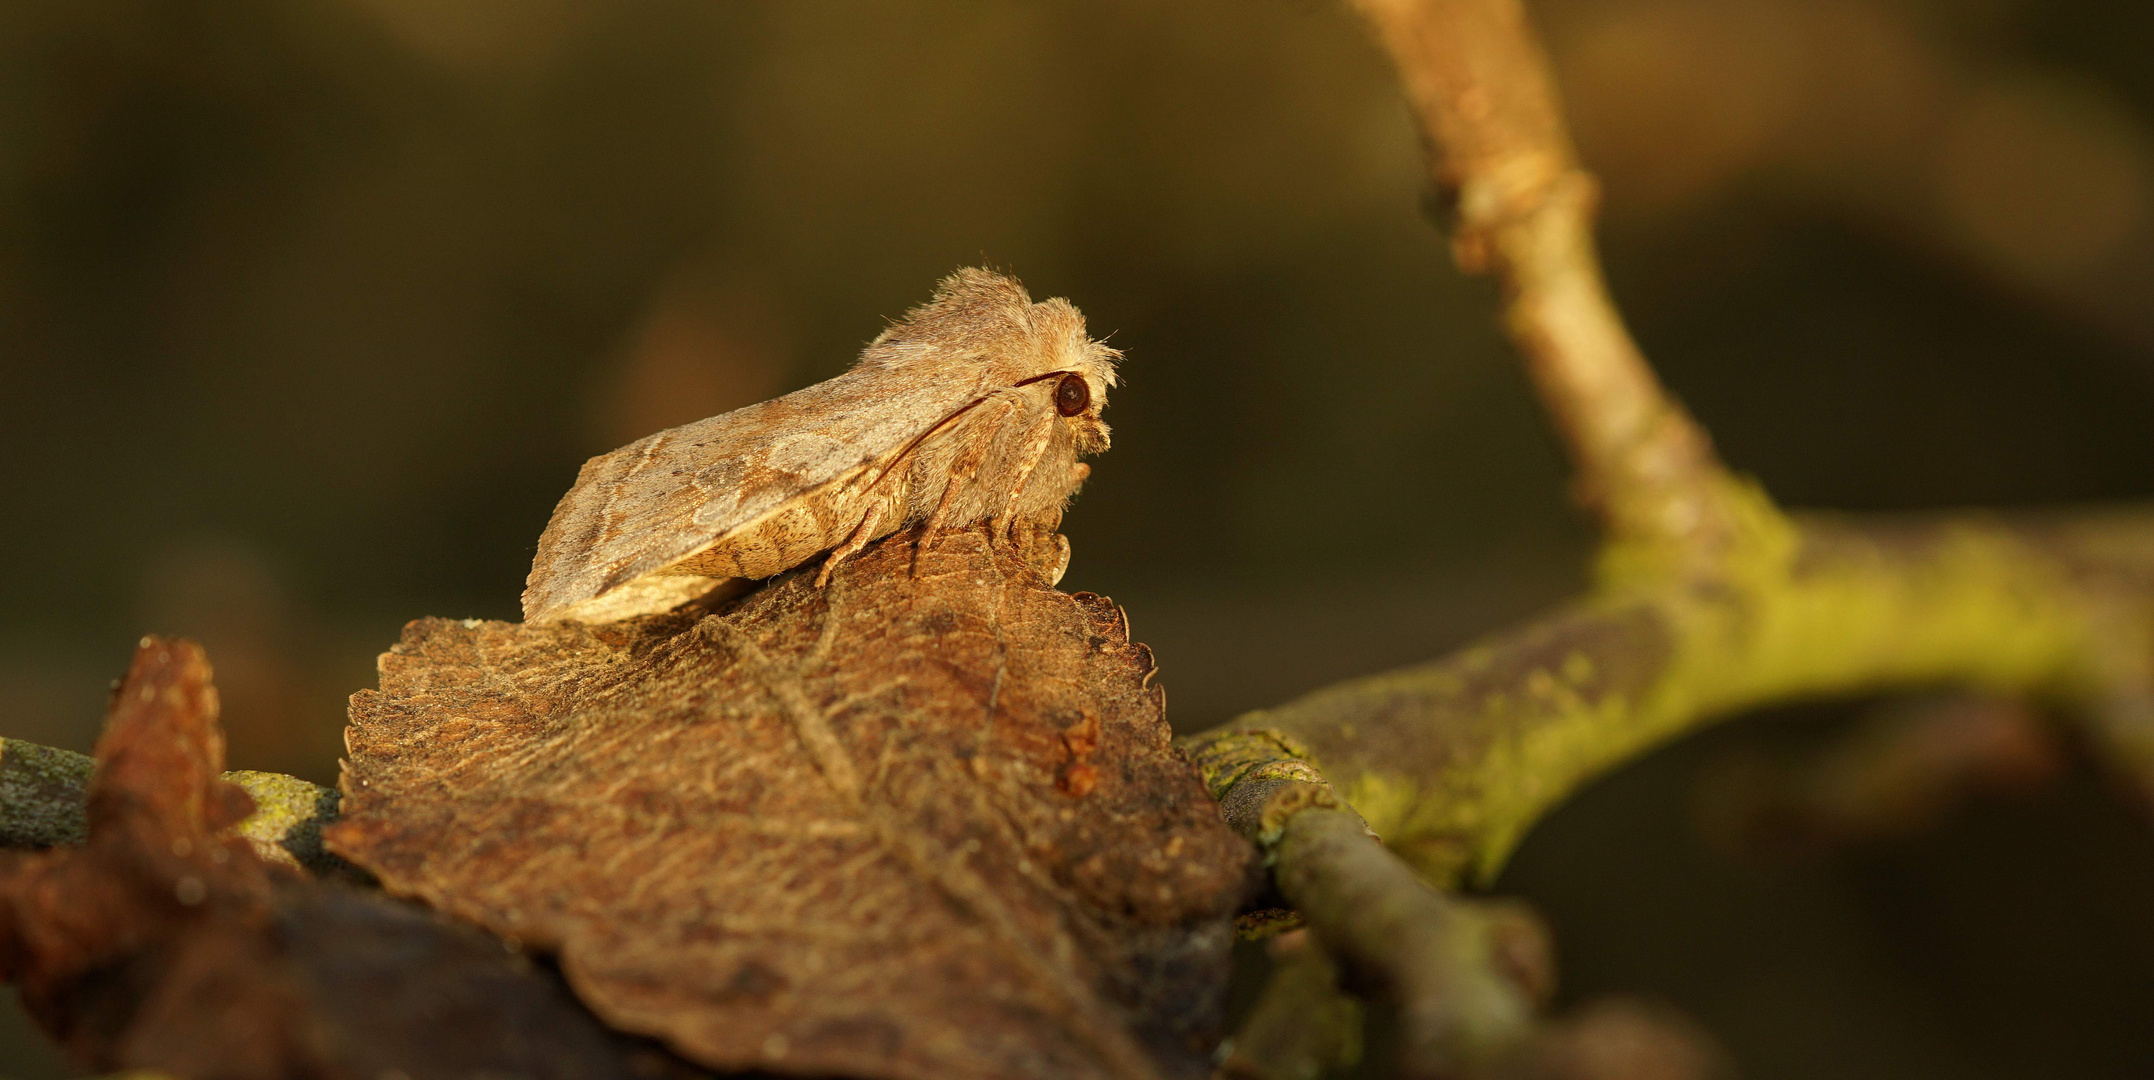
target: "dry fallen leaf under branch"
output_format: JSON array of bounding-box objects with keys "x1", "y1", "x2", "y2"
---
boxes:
[
  {"x1": 0, "y1": 638, "x2": 672, "y2": 1080},
  {"x1": 327, "y1": 527, "x2": 1259, "y2": 1080}
]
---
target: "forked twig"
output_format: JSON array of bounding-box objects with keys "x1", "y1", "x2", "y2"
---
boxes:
[
  {"x1": 1349, "y1": 0, "x2": 1748, "y2": 569},
  {"x1": 1188, "y1": 1, "x2": 2154, "y2": 1076}
]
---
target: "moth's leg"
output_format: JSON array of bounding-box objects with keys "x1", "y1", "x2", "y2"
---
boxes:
[
  {"x1": 989, "y1": 412, "x2": 1058, "y2": 546},
  {"x1": 912, "y1": 475, "x2": 967, "y2": 578},
  {"x1": 816, "y1": 501, "x2": 886, "y2": 587},
  {"x1": 1029, "y1": 464, "x2": 1085, "y2": 535},
  {"x1": 914, "y1": 396, "x2": 1013, "y2": 575}
]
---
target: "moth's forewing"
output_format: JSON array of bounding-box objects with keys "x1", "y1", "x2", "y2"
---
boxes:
[{"x1": 521, "y1": 368, "x2": 973, "y2": 623}]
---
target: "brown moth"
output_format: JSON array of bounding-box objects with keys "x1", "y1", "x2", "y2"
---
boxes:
[{"x1": 522, "y1": 268, "x2": 1118, "y2": 623}]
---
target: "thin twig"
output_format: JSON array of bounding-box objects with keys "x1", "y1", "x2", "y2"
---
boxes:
[
  {"x1": 1348, "y1": 0, "x2": 1749, "y2": 569},
  {"x1": 1274, "y1": 808, "x2": 1536, "y2": 1079},
  {"x1": 1205, "y1": 769, "x2": 1549, "y2": 1077},
  {"x1": 1214, "y1": 931, "x2": 1363, "y2": 1080}
]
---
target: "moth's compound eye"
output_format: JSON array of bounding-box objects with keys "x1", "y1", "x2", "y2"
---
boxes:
[{"x1": 1054, "y1": 373, "x2": 1090, "y2": 417}]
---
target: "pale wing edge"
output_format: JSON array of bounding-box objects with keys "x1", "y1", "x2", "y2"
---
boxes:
[{"x1": 523, "y1": 451, "x2": 882, "y2": 623}]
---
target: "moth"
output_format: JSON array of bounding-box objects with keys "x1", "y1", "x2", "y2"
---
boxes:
[{"x1": 522, "y1": 268, "x2": 1119, "y2": 624}]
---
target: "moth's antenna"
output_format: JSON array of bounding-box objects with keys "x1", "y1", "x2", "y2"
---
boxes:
[
  {"x1": 861, "y1": 370, "x2": 1075, "y2": 494},
  {"x1": 861, "y1": 394, "x2": 998, "y2": 493}
]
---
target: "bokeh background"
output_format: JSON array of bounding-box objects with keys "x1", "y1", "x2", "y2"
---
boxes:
[{"x1": 3, "y1": 0, "x2": 2152, "y2": 1076}]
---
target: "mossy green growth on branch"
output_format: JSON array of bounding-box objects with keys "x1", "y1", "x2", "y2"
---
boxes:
[
  {"x1": 0, "y1": 737, "x2": 341, "y2": 876},
  {"x1": 0, "y1": 739, "x2": 93, "y2": 849},
  {"x1": 1186, "y1": 503, "x2": 2154, "y2": 888}
]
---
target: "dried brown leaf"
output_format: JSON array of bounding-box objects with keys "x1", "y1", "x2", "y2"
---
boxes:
[
  {"x1": 0, "y1": 637, "x2": 275, "y2": 1049},
  {"x1": 0, "y1": 638, "x2": 681, "y2": 1080},
  {"x1": 326, "y1": 528, "x2": 1258, "y2": 1080}
]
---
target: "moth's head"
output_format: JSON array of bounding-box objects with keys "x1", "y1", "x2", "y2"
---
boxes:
[
  {"x1": 875, "y1": 267, "x2": 1119, "y2": 454},
  {"x1": 1021, "y1": 292, "x2": 1117, "y2": 457}
]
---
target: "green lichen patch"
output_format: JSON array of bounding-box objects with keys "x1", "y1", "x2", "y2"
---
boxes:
[{"x1": 0, "y1": 738, "x2": 94, "y2": 848}]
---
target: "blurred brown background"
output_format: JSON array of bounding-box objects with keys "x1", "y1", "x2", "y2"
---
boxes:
[{"x1": 2, "y1": 0, "x2": 2152, "y2": 1076}]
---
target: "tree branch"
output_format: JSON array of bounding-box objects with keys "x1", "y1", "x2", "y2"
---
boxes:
[
  {"x1": 1187, "y1": 0, "x2": 2154, "y2": 1073},
  {"x1": 1206, "y1": 771, "x2": 1549, "y2": 1078},
  {"x1": 1272, "y1": 808, "x2": 1536, "y2": 1076},
  {"x1": 1347, "y1": 0, "x2": 1746, "y2": 567},
  {"x1": 1195, "y1": 510, "x2": 2154, "y2": 886},
  {"x1": 0, "y1": 738, "x2": 92, "y2": 850},
  {"x1": 0, "y1": 737, "x2": 346, "y2": 877},
  {"x1": 1215, "y1": 930, "x2": 1364, "y2": 1080}
]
